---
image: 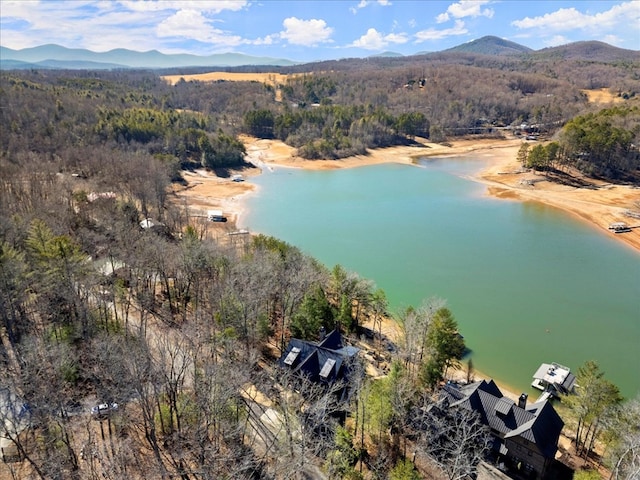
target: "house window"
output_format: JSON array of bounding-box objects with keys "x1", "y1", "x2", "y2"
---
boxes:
[
  {"x1": 319, "y1": 358, "x2": 336, "y2": 378},
  {"x1": 284, "y1": 347, "x2": 301, "y2": 366}
]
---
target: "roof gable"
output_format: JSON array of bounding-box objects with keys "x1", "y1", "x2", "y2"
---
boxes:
[
  {"x1": 279, "y1": 330, "x2": 358, "y2": 385},
  {"x1": 441, "y1": 379, "x2": 564, "y2": 459}
]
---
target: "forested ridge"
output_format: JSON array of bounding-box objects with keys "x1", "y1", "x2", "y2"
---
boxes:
[{"x1": 1, "y1": 51, "x2": 639, "y2": 479}]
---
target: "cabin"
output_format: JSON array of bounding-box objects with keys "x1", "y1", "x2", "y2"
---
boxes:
[
  {"x1": 279, "y1": 329, "x2": 359, "y2": 402},
  {"x1": 441, "y1": 380, "x2": 564, "y2": 480}
]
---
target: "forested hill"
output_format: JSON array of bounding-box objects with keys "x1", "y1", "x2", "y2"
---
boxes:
[
  {"x1": 2, "y1": 37, "x2": 639, "y2": 174},
  {"x1": 443, "y1": 35, "x2": 533, "y2": 55},
  {"x1": 2, "y1": 37, "x2": 638, "y2": 71},
  {"x1": 532, "y1": 41, "x2": 640, "y2": 62},
  {"x1": 1, "y1": 39, "x2": 639, "y2": 479}
]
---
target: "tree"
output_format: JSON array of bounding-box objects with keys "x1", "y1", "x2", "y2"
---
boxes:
[
  {"x1": 389, "y1": 459, "x2": 422, "y2": 480},
  {"x1": 290, "y1": 285, "x2": 336, "y2": 340},
  {"x1": 607, "y1": 395, "x2": 640, "y2": 480},
  {"x1": 395, "y1": 112, "x2": 429, "y2": 139},
  {"x1": 421, "y1": 307, "x2": 465, "y2": 389},
  {"x1": 243, "y1": 109, "x2": 275, "y2": 138},
  {"x1": 559, "y1": 106, "x2": 639, "y2": 178},
  {"x1": 526, "y1": 143, "x2": 549, "y2": 170},
  {"x1": 397, "y1": 298, "x2": 445, "y2": 382},
  {"x1": 564, "y1": 361, "x2": 623, "y2": 459},
  {"x1": 517, "y1": 142, "x2": 530, "y2": 167},
  {"x1": 414, "y1": 398, "x2": 490, "y2": 480},
  {"x1": 206, "y1": 131, "x2": 246, "y2": 168},
  {"x1": 325, "y1": 426, "x2": 360, "y2": 479},
  {"x1": 0, "y1": 242, "x2": 29, "y2": 346},
  {"x1": 25, "y1": 220, "x2": 93, "y2": 340}
]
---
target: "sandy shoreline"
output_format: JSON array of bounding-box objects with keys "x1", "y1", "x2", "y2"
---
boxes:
[
  {"x1": 170, "y1": 135, "x2": 639, "y2": 405},
  {"x1": 172, "y1": 135, "x2": 640, "y2": 254}
]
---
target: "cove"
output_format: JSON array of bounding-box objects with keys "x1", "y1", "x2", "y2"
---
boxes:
[{"x1": 242, "y1": 158, "x2": 640, "y2": 399}]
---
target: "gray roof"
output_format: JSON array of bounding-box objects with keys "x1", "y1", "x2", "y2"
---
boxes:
[
  {"x1": 442, "y1": 380, "x2": 564, "y2": 459},
  {"x1": 279, "y1": 330, "x2": 359, "y2": 385}
]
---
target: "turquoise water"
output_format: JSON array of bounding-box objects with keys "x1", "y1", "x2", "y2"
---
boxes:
[{"x1": 243, "y1": 159, "x2": 640, "y2": 399}]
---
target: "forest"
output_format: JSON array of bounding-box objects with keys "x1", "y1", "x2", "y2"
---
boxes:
[{"x1": 1, "y1": 48, "x2": 640, "y2": 480}]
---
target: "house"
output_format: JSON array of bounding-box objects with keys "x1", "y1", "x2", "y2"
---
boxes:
[
  {"x1": 279, "y1": 330, "x2": 359, "y2": 402},
  {"x1": 441, "y1": 379, "x2": 564, "y2": 480}
]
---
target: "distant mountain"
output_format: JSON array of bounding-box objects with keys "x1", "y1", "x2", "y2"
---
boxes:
[
  {"x1": 369, "y1": 51, "x2": 404, "y2": 58},
  {"x1": 2, "y1": 39, "x2": 638, "y2": 72},
  {"x1": 0, "y1": 44, "x2": 299, "y2": 70},
  {"x1": 531, "y1": 41, "x2": 640, "y2": 63},
  {"x1": 443, "y1": 36, "x2": 532, "y2": 56}
]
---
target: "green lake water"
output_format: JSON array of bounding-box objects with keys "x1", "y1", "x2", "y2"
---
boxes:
[{"x1": 242, "y1": 158, "x2": 640, "y2": 399}]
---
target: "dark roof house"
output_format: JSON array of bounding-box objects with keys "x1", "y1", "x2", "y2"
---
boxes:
[
  {"x1": 278, "y1": 330, "x2": 359, "y2": 402},
  {"x1": 442, "y1": 380, "x2": 564, "y2": 480}
]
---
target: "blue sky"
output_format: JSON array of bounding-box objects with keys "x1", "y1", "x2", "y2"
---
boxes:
[{"x1": 1, "y1": 1, "x2": 639, "y2": 61}]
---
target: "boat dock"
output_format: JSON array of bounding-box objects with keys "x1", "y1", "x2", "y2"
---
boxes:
[{"x1": 531, "y1": 362, "x2": 576, "y2": 399}]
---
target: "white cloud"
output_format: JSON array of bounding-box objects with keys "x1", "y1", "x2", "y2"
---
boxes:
[
  {"x1": 545, "y1": 35, "x2": 569, "y2": 47},
  {"x1": 0, "y1": 1, "x2": 162, "y2": 51},
  {"x1": 280, "y1": 17, "x2": 333, "y2": 46},
  {"x1": 601, "y1": 34, "x2": 623, "y2": 46},
  {"x1": 1, "y1": 0, "x2": 42, "y2": 18},
  {"x1": 350, "y1": 0, "x2": 392, "y2": 14},
  {"x1": 157, "y1": 9, "x2": 244, "y2": 46},
  {"x1": 511, "y1": 2, "x2": 639, "y2": 31},
  {"x1": 351, "y1": 28, "x2": 408, "y2": 50},
  {"x1": 436, "y1": 0, "x2": 494, "y2": 24},
  {"x1": 252, "y1": 34, "x2": 277, "y2": 46},
  {"x1": 415, "y1": 20, "x2": 468, "y2": 42},
  {"x1": 117, "y1": 1, "x2": 247, "y2": 14},
  {"x1": 0, "y1": 0, "x2": 250, "y2": 51}
]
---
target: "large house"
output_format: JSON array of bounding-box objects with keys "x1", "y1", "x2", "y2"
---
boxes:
[
  {"x1": 441, "y1": 379, "x2": 564, "y2": 480},
  {"x1": 278, "y1": 329, "x2": 359, "y2": 402}
]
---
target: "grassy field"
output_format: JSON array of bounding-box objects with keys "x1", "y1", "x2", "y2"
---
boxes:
[
  {"x1": 161, "y1": 71, "x2": 296, "y2": 86},
  {"x1": 581, "y1": 87, "x2": 624, "y2": 103}
]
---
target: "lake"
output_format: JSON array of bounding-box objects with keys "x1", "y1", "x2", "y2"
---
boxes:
[{"x1": 242, "y1": 158, "x2": 640, "y2": 399}]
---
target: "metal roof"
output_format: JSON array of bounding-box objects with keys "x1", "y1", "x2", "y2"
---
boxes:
[{"x1": 442, "y1": 380, "x2": 564, "y2": 459}]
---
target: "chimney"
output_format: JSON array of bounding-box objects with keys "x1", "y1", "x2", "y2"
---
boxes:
[
  {"x1": 319, "y1": 326, "x2": 326, "y2": 341},
  {"x1": 518, "y1": 393, "x2": 528, "y2": 409}
]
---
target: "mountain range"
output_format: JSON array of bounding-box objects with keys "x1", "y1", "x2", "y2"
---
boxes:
[
  {"x1": 1, "y1": 36, "x2": 638, "y2": 70},
  {"x1": 0, "y1": 44, "x2": 299, "y2": 70}
]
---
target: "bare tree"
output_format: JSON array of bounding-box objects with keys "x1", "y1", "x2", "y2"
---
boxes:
[
  {"x1": 413, "y1": 397, "x2": 490, "y2": 480},
  {"x1": 608, "y1": 395, "x2": 640, "y2": 480}
]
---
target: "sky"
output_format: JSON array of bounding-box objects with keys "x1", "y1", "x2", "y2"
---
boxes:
[{"x1": 1, "y1": 1, "x2": 639, "y2": 62}]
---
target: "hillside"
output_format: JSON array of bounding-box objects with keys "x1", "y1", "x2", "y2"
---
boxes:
[
  {"x1": 2, "y1": 37, "x2": 639, "y2": 71},
  {"x1": 444, "y1": 35, "x2": 532, "y2": 56},
  {"x1": 532, "y1": 41, "x2": 640, "y2": 62}
]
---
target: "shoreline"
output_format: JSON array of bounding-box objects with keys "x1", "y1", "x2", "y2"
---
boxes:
[
  {"x1": 171, "y1": 135, "x2": 640, "y2": 254},
  {"x1": 171, "y1": 135, "x2": 639, "y2": 402}
]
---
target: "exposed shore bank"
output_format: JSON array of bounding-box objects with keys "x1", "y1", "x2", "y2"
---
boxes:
[
  {"x1": 171, "y1": 135, "x2": 640, "y2": 254},
  {"x1": 170, "y1": 135, "x2": 639, "y2": 408}
]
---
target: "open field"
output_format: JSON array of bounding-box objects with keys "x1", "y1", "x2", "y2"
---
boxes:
[
  {"x1": 581, "y1": 87, "x2": 624, "y2": 104},
  {"x1": 161, "y1": 71, "x2": 297, "y2": 86}
]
